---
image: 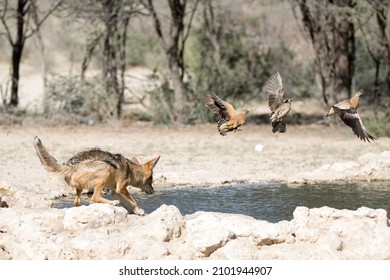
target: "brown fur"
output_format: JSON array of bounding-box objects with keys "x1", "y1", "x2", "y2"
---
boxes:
[{"x1": 34, "y1": 136, "x2": 160, "y2": 215}]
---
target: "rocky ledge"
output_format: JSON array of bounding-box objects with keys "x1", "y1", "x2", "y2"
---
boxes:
[
  {"x1": 287, "y1": 151, "x2": 390, "y2": 184},
  {"x1": 0, "y1": 204, "x2": 389, "y2": 260}
]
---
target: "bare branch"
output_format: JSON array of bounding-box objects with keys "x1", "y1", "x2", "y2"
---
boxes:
[
  {"x1": 355, "y1": 12, "x2": 379, "y2": 63},
  {"x1": 0, "y1": 17, "x2": 14, "y2": 44},
  {"x1": 25, "y1": 0, "x2": 64, "y2": 38},
  {"x1": 0, "y1": 79, "x2": 11, "y2": 107},
  {"x1": 168, "y1": 0, "x2": 184, "y2": 47},
  {"x1": 81, "y1": 32, "x2": 103, "y2": 80},
  {"x1": 22, "y1": 1, "x2": 32, "y2": 40},
  {"x1": 179, "y1": 0, "x2": 199, "y2": 79},
  {"x1": 0, "y1": 0, "x2": 9, "y2": 20},
  {"x1": 0, "y1": 0, "x2": 14, "y2": 45},
  {"x1": 181, "y1": 0, "x2": 198, "y2": 50},
  {"x1": 145, "y1": 0, "x2": 167, "y2": 49}
]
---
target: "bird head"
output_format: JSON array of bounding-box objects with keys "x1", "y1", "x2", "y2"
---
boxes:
[
  {"x1": 285, "y1": 99, "x2": 292, "y2": 103},
  {"x1": 355, "y1": 92, "x2": 363, "y2": 97},
  {"x1": 243, "y1": 109, "x2": 250, "y2": 115}
]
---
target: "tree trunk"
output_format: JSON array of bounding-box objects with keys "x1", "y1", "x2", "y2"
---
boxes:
[
  {"x1": 331, "y1": 10, "x2": 355, "y2": 104},
  {"x1": 167, "y1": 0, "x2": 186, "y2": 123},
  {"x1": 102, "y1": 1, "x2": 120, "y2": 118},
  {"x1": 10, "y1": 0, "x2": 28, "y2": 107},
  {"x1": 375, "y1": 1, "x2": 390, "y2": 98},
  {"x1": 99, "y1": 0, "x2": 133, "y2": 118},
  {"x1": 146, "y1": 0, "x2": 193, "y2": 123},
  {"x1": 298, "y1": 0, "x2": 355, "y2": 106},
  {"x1": 10, "y1": 45, "x2": 23, "y2": 107},
  {"x1": 169, "y1": 55, "x2": 186, "y2": 123},
  {"x1": 373, "y1": 58, "x2": 380, "y2": 114}
]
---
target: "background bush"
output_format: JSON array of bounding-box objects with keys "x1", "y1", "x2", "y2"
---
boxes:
[{"x1": 44, "y1": 74, "x2": 117, "y2": 124}]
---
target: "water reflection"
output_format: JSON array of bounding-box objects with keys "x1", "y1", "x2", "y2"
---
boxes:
[{"x1": 52, "y1": 182, "x2": 390, "y2": 223}]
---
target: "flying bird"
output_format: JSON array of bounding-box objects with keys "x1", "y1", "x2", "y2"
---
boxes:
[
  {"x1": 204, "y1": 92, "x2": 249, "y2": 136},
  {"x1": 326, "y1": 92, "x2": 375, "y2": 142},
  {"x1": 265, "y1": 71, "x2": 292, "y2": 133}
]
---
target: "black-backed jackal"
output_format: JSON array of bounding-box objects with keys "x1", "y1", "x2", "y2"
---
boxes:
[{"x1": 34, "y1": 136, "x2": 160, "y2": 215}]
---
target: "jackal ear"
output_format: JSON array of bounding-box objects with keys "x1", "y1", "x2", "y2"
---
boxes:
[
  {"x1": 131, "y1": 156, "x2": 140, "y2": 164},
  {"x1": 145, "y1": 155, "x2": 160, "y2": 170}
]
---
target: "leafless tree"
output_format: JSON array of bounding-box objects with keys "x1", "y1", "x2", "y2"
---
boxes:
[
  {"x1": 0, "y1": 0, "x2": 64, "y2": 107},
  {"x1": 296, "y1": 0, "x2": 355, "y2": 106},
  {"x1": 67, "y1": 0, "x2": 143, "y2": 118},
  {"x1": 144, "y1": 0, "x2": 199, "y2": 123}
]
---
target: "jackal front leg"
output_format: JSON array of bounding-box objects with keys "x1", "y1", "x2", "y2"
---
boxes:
[
  {"x1": 91, "y1": 182, "x2": 120, "y2": 206},
  {"x1": 74, "y1": 188, "x2": 83, "y2": 206},
  {"x1": 113, "y1": 182, "x2": 145, "y2": 216}
]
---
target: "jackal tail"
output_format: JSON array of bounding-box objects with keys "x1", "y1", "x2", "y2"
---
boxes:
[{"x1": 34, "y1": 136, "x2": 69, "y2": 174}]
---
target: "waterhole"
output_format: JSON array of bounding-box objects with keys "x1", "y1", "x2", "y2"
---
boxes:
[{"x1": 52, "y1": 182, "x2": 390, "y2": 223}]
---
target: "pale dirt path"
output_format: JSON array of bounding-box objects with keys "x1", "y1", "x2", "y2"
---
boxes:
[{"x1": 1, "y1": 123, "x2": 389, "y2": 196}]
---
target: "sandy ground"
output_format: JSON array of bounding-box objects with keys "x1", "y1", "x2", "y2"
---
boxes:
[{"x1": 1, "y1": 122, "x2": 389, "y2": 197}]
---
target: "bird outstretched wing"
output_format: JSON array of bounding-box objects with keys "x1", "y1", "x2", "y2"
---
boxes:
[
  {"x1": 204, "y1": 92, "x2": 237, "y2": 121},
  {"x1": 266, "y1": 71, "x2": 284, "y2": 112},
  {"x1": 338, "y1": 110, "x2": 376, "y2": 142}
]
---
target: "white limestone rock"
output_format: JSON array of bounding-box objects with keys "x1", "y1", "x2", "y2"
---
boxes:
[
  {"x1": 63, "y1": 204, "x2": 128, "y2": 231},
  {"x1": 130, "y1": 204, "x2": 183, "y2": 242},
  {"x1": 1, "y1": 204, "x2": 389, "y2": 260}
]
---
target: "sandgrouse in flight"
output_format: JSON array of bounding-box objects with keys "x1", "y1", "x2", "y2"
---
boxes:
[
  {"x1": 266, "y1": 71, "x2": 292, "y2": 133},
  {"x1": 204, "y1": 92, "x2": 249, "y2": 136},
  {"x1": 326, "y1": 92, "x2": 375, "y2": 142}
]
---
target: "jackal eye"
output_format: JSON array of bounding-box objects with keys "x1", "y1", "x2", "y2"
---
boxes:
[{"x1": 144, "y1": 175, "x2": 153, "y2": 185}]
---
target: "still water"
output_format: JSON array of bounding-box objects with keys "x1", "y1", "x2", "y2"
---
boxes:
[{"x1": 52, "y1": 182, "x2": 390, "y2": 223}]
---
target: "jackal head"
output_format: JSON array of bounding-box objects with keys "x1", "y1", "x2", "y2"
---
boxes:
[{"x1": 129, "y1": 155, "x2": 160, "y2": 194}]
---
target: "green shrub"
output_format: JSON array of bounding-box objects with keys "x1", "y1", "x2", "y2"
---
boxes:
[
  {"x1": 146, "y1": 72, "x2": 200, "y2": 124},
  {"x1": 365, "y1": 113, "x2": 390, "y2": 138},
  {"x1": 44, "y1": 74, "x2": 116, "y2": 124},
  {"x1": 145, "y1": 73, "x2": 175, "y2": 124}
]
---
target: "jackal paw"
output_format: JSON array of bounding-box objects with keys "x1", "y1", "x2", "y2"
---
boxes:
[
  {"x1": 110, "y1": 200, "x2": 120, "y2": 206},
  {"x1": 134, "y1": 207, "x2": 145, "y2": 216}
]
